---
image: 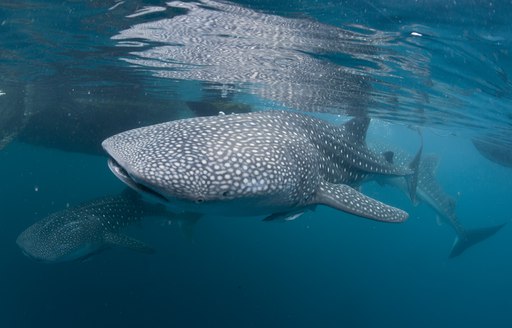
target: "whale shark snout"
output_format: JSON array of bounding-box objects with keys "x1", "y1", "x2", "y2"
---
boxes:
[{"x1": 107, "y1": 158, "x2": 169, "y2": 202}]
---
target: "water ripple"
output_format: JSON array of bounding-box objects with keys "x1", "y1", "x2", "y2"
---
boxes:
[{"x1": 109, "y1": 0, "x2": 511, "y2": 138}]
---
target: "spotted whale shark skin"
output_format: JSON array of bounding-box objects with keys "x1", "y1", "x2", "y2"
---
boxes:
[
  {"x1": 16, "y1": 190, "x2": 171, "y2": 263},
  {"x1": 102, "y1": 110, "x2": 415, "y2": 223}
]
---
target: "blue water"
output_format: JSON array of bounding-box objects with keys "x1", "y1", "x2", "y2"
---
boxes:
[{"x1": 1, "y1": 1, "x2": 512, "y2": 327}]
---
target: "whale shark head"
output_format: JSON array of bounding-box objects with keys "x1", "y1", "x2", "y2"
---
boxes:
[
  {"x1": 102, "y1": 112, "x2": 316, "y2": 215},
  {"x1": 16, "y1": 214, "x2": 106, "y2": 263}
]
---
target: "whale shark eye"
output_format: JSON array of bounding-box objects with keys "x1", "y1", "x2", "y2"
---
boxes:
[
  {"x1": 222, "y1": 191, "x2": 229, "y2": 197},
  {"x1": 195, "y1": 198, "x2": 204, "y2": 204}
]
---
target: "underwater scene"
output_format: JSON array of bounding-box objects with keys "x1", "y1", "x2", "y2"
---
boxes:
[{"x1": 1, "y1": 0, "x2": 512, "y2": 327}]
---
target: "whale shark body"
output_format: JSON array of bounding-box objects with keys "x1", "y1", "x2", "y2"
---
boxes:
[
  {"x1": 16, "y1": 190, "x2": 173, "y2": 263},
  {"x1": 102, "y1": 111, "x2": 420, "y2": 223},
  {"x1": 379, "y1": 154, "x2": 506, "y2": 257}
]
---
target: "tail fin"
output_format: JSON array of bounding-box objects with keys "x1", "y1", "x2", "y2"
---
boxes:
[{"x1": 449, "y1": 223, "x2": 507, "y2": 258}]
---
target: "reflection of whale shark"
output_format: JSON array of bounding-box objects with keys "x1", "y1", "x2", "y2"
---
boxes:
[
  {"x1": 16, "y1": 190, "x2": 178, "y2": 263},
  {"x1": 103, "y1": 111, "x2": 421, "y2": 223},
  {"x1": 112, "y1": 0, "x2": 375, "y2": 115},
  {"x1": 380, "y1": 154, "x2": 507, "y2": 257},
  {"x1": 472, "y1": 135, "x2": 512, "y2": 168}
]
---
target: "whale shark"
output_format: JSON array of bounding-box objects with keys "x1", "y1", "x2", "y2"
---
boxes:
[
  {"x1": 378, "y1": 153, "x2": 507, "y2": 257},
  {"x1": 102, "y1": 111, "x2": 421, "y2": 223},
  {"x1": 16, "y1": 189, "x2": 185, "y2": 263},
  {"x1": 472, "y1": 135, "x2": 512, "y2": 168}
]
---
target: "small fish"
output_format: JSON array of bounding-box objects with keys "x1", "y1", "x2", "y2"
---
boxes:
[
  {"x1": 102, "y1": 111, "x2": 421, "y2": 223},
  {"x1": 16, "y1": 189, "x2": 195, "y2": 263}
]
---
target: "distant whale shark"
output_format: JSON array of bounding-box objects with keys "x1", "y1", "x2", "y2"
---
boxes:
[
  {"x1": 472, "y1": 135, "x2": 512, "y2": 168},
  {"x1": 16, "y1": 190, "x2": 189, "y2": 263},
  {"x1": 378, "y1": 154, "x2": 506, "y2": 257},
  {"x1": 102, "y1": 111, "x2": 421, "y2": 223}
]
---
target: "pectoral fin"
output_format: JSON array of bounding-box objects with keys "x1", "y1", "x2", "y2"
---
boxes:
[
  {"x1": 104, "y1": 232, "x2": 155, "y2": 254},
  {"x1": 314, "y1": 181, "x2": 408, "y2": 223}
]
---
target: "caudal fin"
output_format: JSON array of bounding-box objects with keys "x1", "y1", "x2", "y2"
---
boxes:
[{"x1": 449, "y1": 223, "x2": 507, "y2": 258}]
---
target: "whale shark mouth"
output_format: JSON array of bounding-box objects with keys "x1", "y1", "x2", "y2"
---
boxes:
[{"x1": 107, "y1": 158, "x2": 168, "y2": 202}]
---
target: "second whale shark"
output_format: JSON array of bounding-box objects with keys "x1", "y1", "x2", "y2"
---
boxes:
[
  {"x1": 102, "y1": 111, "x2": 421, "y2": 223},
  {"x1": 16, "y1": 189, "x2": 197, "y2": 263}
]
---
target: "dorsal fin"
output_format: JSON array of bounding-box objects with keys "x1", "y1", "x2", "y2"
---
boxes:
[{"x1": 342, "y1": 116, "x2": 370, "y2": 145}]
